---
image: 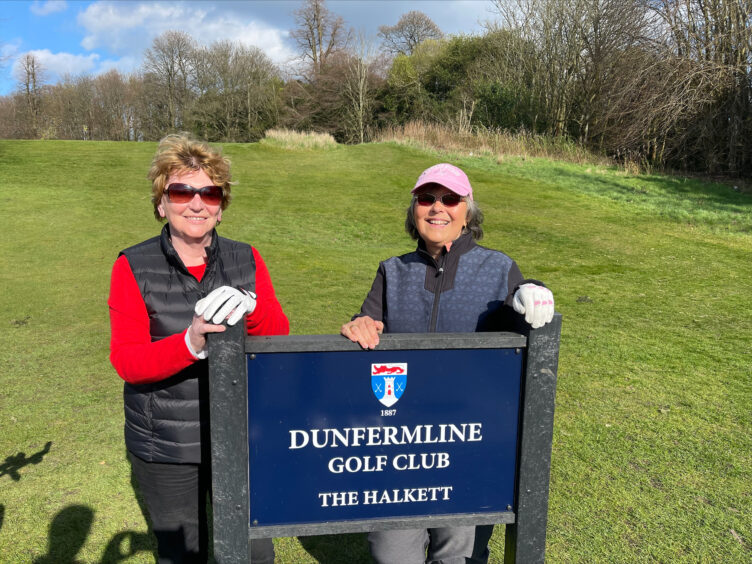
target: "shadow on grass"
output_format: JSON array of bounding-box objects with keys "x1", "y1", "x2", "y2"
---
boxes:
[
  {"x1": 100, "y1": 530, "x2": 153, "y2": 563},
  {"x1": 17, "y1": 452, "x2": 366, "y2": 562},
  {"x1": 0, "y1": 504, "x2": 4, "y2": 532},
  {"x1": 0, "y1": 441, "x2": 52, "y2": 481},
  {"x1": 546, "y1": 166, "x2": 752, "y2": 231},
  {"x1": 33, "y1": 505, "x2": 93, "y2": 564},
  {"x1": 30, "y1": 504, "x2": 153, "y2": 564},
  {"x1": 298, "y1": 533, "x2": 371, "y2": 563}
]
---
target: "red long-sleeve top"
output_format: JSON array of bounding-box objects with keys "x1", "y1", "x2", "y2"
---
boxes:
[{"x1": 108, "y1": 247, "x2": 289, "y2": 385}]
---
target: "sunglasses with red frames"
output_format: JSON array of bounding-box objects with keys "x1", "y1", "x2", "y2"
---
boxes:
[
  {"x1": 165, "y1": 183, "x2": 224, "y2": 206},
  {"x1": 415, "y1": 193, "x2": 464, "y2": 207}
]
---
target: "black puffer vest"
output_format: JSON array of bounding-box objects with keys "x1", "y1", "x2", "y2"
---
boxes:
[{"x1": 120, "y1": 225, "x2": 256, "y2": 463}]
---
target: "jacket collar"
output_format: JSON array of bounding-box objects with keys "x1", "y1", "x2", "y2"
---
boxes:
[{"x1": 416, "y1": 231, "x2": 476, "y2": 264}]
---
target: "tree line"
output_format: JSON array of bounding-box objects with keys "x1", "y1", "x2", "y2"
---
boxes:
[{"x1": 2, "y1": 0, "x2": 750, "y2": 176}]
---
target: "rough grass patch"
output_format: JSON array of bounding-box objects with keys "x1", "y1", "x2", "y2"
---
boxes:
[
  {"x1": 261, "y1": 128, "x2": 338, "y2": 150},
  {"x1": 376, "y1": 120, "x2": 612, "y2": 168}
]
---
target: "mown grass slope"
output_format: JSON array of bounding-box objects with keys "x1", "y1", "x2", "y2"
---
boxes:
[{"x1": 0, "y1": 139, "x2": 750, "y2": 562}]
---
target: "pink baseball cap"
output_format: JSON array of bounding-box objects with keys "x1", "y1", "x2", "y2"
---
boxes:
[{"x1": 412, "y1": 163, "x2": 473, "y2": 200}]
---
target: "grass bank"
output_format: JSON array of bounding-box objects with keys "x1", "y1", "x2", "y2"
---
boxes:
[{"x1": 0, "y1": 138, "x2": 750, "y2": 562}]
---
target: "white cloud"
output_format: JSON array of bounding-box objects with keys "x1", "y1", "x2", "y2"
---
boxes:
[
  {"x1": 30, "y1": 1, "x2": 68, "y2": 16},
  {"x1": 12, "y1": 49, "x2": 100, "y2": 82},
  {"x1": 1, "y1": 39, "x2": 22, "y2": 65},
  {"x1": 77, "y1": 1, "x2": 297, "y2": 66}
]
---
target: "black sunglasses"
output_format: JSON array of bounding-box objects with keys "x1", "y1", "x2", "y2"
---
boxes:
[
  {"x1": 415, "y1": 193, "x2": 464, "y2": 207},
  {"x1": 165, "y1": 183, "x2": 224, "y2": 206}
]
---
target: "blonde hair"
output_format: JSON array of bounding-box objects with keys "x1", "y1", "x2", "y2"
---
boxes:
[{"x1": 148, "y1": 133, "x2": 232, "y2": 220}]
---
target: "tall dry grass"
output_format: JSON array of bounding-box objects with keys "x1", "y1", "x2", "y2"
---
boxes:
[
  {"x1": 261, "y1": 123, "x2": 637, "y2": 174},
  {"x1": 376, "y1": 121, "x2": 613, "y2": 168},
  {"x1": 261, "y1": 128, "x2": 337, "y2": 149}
]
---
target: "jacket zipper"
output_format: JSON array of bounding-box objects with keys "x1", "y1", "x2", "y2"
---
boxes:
[{"x1": 428, "y1": 253, "x2": 447, "y2": 332}]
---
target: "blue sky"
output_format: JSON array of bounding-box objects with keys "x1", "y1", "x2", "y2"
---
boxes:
[{"x1": 0, "y1": 0, "x2": 496, "y2": 96}]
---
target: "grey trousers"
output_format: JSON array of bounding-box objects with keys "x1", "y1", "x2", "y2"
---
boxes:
[{"x1": 368, "y1": 525, "x2": 493, "y2": 564}]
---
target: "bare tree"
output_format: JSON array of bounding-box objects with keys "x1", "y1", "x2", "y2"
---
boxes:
[
  {"x1": 290, "y1": 0, "x2": 350, "y2": 75},
  {"x1": 378, "y1": 11, "x2": 443, "y2": 56},
  {"x1": 92, "y1": 70, "x2": 133, "y2": 140},
  {"x1": 572, "y1": 0, "x2": 653, "y2": 144},
  {"x1": 127, "y1": 73, "x2": 153, "y2": 141},
  {"x1": 643, "y1": 0, "x2": 752, "y2": 173},
  {"x1": 285, "y1": 0, "x2": 355, "y2": 137},
  {"x1": 488, "y1": 0, "x2": 652, "y2": 139},
  {"x1": 0, "y1": 95, "x2": 16, "y2": 137},
  {"x1": 342, "y1": 33, "x2": 381, "y2": 143},
  {"x1": 235, "y1": 46, "x2": 281, "y2": 137},
  {"x1": 191, "y1": 41, "x2": 280, "y2": 141},
  {"x1": 142, "y1": 30, "x2": 196, "y2": 131},
  {"x1": 489, "y1": 0, "x2": 585, "y2": 135},
  {"x1": 485, "y1": 0, "x2": 752, "y2": 173},
  {"x1": 599, "y1": 51, "x2": 732, "y2": 164},
  {"x1": 43, "y1": 74, "x2": 93, "y2": 140},
  {"x1": 14, "y1": 53, "x2": 45, "y2": 137}
]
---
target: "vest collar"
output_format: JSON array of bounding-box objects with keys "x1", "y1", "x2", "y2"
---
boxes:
[{"x1": 159, "y1": 224, "x2": 219, "y2": 273}]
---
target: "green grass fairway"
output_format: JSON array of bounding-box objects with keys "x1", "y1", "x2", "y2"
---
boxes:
[{"x1": 1, "y1": 139, "x2": 750, "y2": 562}]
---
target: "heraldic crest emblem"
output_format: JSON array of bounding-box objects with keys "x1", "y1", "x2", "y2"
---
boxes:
[{"x1": 371, "y1": 363, "x2": 407, "y2": 407}]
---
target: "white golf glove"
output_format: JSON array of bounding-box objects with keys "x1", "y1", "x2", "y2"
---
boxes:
[
  {"x1": 194, "y1": 286, "x2": 256, "y2": 326},
  {"x1": 512, "y1": 283, "x2": 554, "y2": 329}
]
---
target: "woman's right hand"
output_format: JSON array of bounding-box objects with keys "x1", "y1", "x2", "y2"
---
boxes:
[
  {"x1": 341, "y1": 316, "x2": 384, "y2": 350},
  {"x1": 186, "y1": 314, "x2": 226, "y2": 359}
]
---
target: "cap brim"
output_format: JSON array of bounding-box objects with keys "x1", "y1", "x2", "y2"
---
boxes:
[{"x1": 411, "y1": 180, "x2": 472, "y2": 197}]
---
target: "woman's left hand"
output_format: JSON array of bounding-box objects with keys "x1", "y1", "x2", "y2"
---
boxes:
[
  {"x1": 195, "y1": 286, "x2": 257, "y2": 325},
  {"x1": 341, "y1": 315, "x2": 384, "y2": 350},
  {"x1": 513, "y1": 284, "x2": 555, "y2": 328}
]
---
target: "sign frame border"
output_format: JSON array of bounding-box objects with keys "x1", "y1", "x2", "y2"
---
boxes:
[{"x1": 208, "y1": 315, "x2": 561, "y2": 564}]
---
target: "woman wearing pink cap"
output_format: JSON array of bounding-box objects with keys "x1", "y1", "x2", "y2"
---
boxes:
[{"x1": 341, "y1": 163, "x2": 555, "y2": 564}]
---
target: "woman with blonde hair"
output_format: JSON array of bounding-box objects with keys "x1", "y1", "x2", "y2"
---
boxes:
[{"x1": 109, "y1": 133, "x2": 287, "y2": 563}]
